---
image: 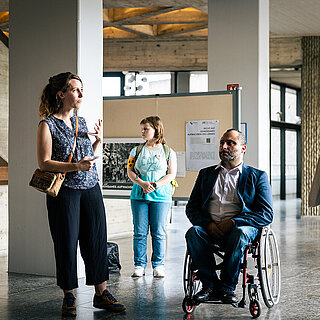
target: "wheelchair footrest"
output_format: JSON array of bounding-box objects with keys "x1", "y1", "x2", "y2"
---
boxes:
[{"x1": 238, "y1": 299, "x2": 246, "y2": 308}]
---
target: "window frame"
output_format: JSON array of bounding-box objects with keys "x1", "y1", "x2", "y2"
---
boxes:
[
  {"x1": 270, "y1": 80, "x2": 301, "y2": 199},
  {"x1": 103, "y1": 72, "x2": 125, "y2": 98}
]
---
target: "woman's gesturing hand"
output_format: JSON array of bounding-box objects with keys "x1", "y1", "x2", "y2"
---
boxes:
[
  {"x1": 77, "y1": 156, "x2": 96, "y2": 171},
  {"x1": 89, "y1": 119, "x2": 102, "y2": 142}
]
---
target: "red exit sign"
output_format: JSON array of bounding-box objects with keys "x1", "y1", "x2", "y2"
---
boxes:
[{"x1": 227, "y1": 84, "x2": 240, "y2": 90}]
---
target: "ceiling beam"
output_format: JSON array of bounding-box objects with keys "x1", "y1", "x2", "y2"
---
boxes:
[
  {"x1": 103, "y1": 38, "x2": 207, "y2": 71},
  {"x1": 0, "y1": 28, "x2": 8, "y2": 48},
  {"x1": 103, "y1": 0, "x2": 208, "y2": 13},
  {"x1": 109, "y1": 25, "x2": 154, "y2": 38},
  {"x1": 122, "y1": 24, "x2": 156, "y2": 36},
  {"x1": 156, "y1": 23, "x2": 207, "y2": 37},
  {"x1": 103, "y1": 7, "x2": 183, "y2": 25},
  {"x1": 0, "y1": 22, "x2": 8, "y2": 31},
  {"x1": 135, "y1": 8, "x2": 207, "y2": 24},
  {"x1": 171, "y1": 28, "x2": 208, "y2": 38},
  {"x1": 270, "y1": 36, "x2": 302, "y2": 68},
  {"x1": 103, "y1": 27, "x2": 141, "y2": 39},
  {"x1": 103, "y1": 36, "x2": 303, "y2": 73},
  {"x1": 0, "y1": 11, "x2": 9, "y2": 32}
]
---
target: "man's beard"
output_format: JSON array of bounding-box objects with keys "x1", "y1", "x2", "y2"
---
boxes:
[{"x1": 219, "y1": 150, "x2": 239, "y2": 162}]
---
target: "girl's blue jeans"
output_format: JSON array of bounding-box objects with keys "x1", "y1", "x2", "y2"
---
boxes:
[{"x1": 131, "y1": 199, "x2": 171, "y2": 268}]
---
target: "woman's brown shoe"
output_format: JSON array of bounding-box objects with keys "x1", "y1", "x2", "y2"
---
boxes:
[{"x1": 62, "y1": 293, "x2": 76, "y2": 317}]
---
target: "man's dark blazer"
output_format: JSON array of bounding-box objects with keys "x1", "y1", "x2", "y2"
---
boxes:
[{"x1": 186, "y1": 163, "x2": 273, "y2": 229}]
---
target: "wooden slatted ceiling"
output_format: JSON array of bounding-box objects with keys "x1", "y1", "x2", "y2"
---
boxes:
[
  {"x1": 0, "y1": 11, "x2": 8, "y2": 23},
  {"x1": 0, "y1": 11, "x2": 8, "y2": 32},
  {"x1": 103, "y1": 7, "x2": 208, "y2": 39}
]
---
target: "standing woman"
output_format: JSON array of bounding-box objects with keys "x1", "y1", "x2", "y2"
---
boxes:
[
  {"x1": 36, "y1": 72, "x2": 126, "y2": 317},
  {"x1": 127, "y1": 116, "x2": 177, "y2": 278}
]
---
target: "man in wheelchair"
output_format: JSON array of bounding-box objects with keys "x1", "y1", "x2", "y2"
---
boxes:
[{"x1": 185, "y1": 129, "x2": 273, "y2": 305}]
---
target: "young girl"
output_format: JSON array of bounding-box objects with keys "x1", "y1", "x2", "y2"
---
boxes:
[{"x1": 127, "y1": 116, "x2": 177, "y2": 278}]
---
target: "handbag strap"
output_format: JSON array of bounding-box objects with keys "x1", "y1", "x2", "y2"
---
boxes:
[
  {"x1": 66, "y1": 116, "x2": 79, "y2": 163},
  {"x1": 62, "y1": 116, "x2": 79, "y2": 176}
]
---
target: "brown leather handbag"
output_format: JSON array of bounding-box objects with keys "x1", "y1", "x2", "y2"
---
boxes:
[{"x1": 29, "y1": 116, "x2": 78, "y2": 197}]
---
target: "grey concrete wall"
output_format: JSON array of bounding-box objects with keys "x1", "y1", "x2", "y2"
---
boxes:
[
  {"x1": 208, "y1": 0, "x2": 270, "y2": 172},
  {"x1": 9, "y1": 0, "x2": 102, "y2": 276},
  {"x1": 176, "y1": 72, "x2": 190, "y2": 93},
  {"x1": 0, "y1": 39, "x2": 8, "y2": 256},
  {"x1": 0, "y1": 185, "x2": 8, "y2": 256},
  {"x1": 103, "y1": 39, "x2": 208, "y2": 72},
  {"x1": 9, "y1": 0, "x2": 77, "y2": 276},
  {"x1": 0, "y1": 40, "x2": 8, "y2": 161}
]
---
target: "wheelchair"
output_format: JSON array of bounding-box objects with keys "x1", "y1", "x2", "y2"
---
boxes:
[{"x1": 182, "y1": 226, "x2": 281, "y2": 318}]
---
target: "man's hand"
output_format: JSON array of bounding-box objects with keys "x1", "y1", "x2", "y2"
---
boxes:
[
  {"x1": 216, "y1": 219, "x2": 235, "y2": 234},
  {"x1": 205, "y1": 222, "x2": 224, "y2": 240}
]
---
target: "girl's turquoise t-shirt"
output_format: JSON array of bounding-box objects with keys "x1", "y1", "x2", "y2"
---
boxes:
[{"x1": 130, "y1": 145, "x2": 176, "y2": 203}]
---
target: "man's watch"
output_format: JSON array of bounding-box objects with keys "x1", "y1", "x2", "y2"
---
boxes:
[{"x1": 152, "y1": 182, "x2": 157, "y2": 189}]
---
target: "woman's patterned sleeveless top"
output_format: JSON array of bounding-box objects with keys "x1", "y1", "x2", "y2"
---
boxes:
[{"x1": 41, "y1": 114, "x2": 99, "y2": 189}]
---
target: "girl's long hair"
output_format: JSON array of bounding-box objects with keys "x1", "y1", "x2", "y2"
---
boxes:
[
  {"x1": 140, "y1": 116, "x2": 166, "y2": 145},
  {"x1": 38, "y1": 72, "x2": 82, "y2": 119}
]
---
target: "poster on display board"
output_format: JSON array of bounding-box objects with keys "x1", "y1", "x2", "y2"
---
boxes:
[
  {"x1": 186, "y1": 120, "x2": 219, "y2": 171},
  {"x1": 102, "y1": 138, "x2": 144, "y2": 190}
]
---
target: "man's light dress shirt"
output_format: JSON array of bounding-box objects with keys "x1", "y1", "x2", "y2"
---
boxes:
[{"x1": 207, "y1": 163, "x2": 243, "y2": 222}]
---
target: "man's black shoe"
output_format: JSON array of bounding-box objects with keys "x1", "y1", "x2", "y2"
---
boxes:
[
  {"x1": 219, "y1": 291, "x2": 238, "y2": 304},
  {"x1": 193, "y1": 287, "x2": 220, "y2": 303},
  {"x1": 193, "y1": 287, "x2": 212, "y2": 302}
]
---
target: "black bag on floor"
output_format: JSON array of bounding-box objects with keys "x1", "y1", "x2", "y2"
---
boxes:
[{"x1": 107, "y1": 242, "x2": 121, "y2": 272}]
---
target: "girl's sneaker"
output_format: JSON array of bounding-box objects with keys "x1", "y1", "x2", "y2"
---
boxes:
[
  {"x1": 131, "y1": 266, "x2": 145, "y2": 277},
  {"x1": 153, "y1": 266, "x2": 165, "y2": 278}
]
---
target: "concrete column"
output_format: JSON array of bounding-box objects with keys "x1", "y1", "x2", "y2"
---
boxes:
[
  {"x1": 301, "y1": 36, "x2": 320, "y2": 216},
  {"x1": 208, "y1": 0, "x2": 269, "y2": 172},
  {"x1": 0, "y1": 40, "x2": 8, "y2": 162},
  {"x1": 0, "y1": 39, "x2": 8, "y2": 256},
  {"x1": 9, "y1": 0, "x2": 102, "y2": 275},
  {"x1": 176, "y1": 72, "x2": 190, "y2": 93},
  {"x1": 77, "y1": 0, "x2": 103, "y2": 178}
]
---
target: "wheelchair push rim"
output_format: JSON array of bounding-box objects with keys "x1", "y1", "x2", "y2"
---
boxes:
[
  {"x1": 183, "y1": 251, "x2": 201, "y2": 296},
  {"x1": 258, "y1": 227, "x2": 281, "y2": 308}
]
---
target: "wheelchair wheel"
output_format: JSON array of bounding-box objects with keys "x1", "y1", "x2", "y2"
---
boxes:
[
  {"x1": 258, "y1": 227, "x2": 281, "y2": 308},
  {"x1": 249, "y1": 299, "x2": 261, "y2": 318},
  {"x1": 182, "y1": 297, "x2": 195, "y2": 314},
  {"x1": 183, "y1": 251, "x2": 200, "y2": 296}
]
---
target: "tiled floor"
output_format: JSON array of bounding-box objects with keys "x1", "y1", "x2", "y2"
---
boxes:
[{"x1": 0, "y1": 198, "x2": 320, "y2": 319}]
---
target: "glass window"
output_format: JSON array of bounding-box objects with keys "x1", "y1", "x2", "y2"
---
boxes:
[
  {"x1": 285, "y1": 88, "x2": 298, "y2": 123},
  {"x1": 285, "y1": 130, "x2": 297, "y2": 195},
  {"x1": 189, "y1": 71, "x2": 208, "y2": 93},
  {"x1": 271, "y1": 128, "x2": 281, "y2": 196},
  {"x1": 102, "y1": 77, "x2": 121, "y2": 97},
  {"x1": 124, "y1": 72, "x2": 171, "y2": 96},
  {"x1": 123, "y1": 72, "x2": 136, "y2": 96},
  {"x1": 270, "y1": 84, "x2": 281, "y2": 121}
]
